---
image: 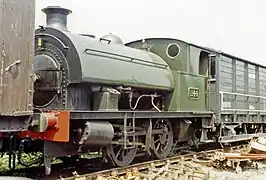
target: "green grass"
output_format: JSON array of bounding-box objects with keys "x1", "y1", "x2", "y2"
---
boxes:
[{"x1": 0, "y1": 151, "x2": 102, "y2": 172}]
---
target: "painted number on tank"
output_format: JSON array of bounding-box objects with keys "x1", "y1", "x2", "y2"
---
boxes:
[
  {"x1": 249, "y1": 105, "x2": 255, "y2": 110},
  {"x1": 188, "y1": 87, "x2": 200, "y2": 100},
  {"x1": 222, "y1": 102, "x2": 231, "y2": 108}
]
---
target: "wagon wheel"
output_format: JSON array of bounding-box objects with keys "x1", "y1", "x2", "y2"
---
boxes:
[
  {"x1": 105, "y1": 136, "x2": 138, "y2": 167},
  {"x1": 151, "y1": 119, "x2": 173, "y2": 159}
]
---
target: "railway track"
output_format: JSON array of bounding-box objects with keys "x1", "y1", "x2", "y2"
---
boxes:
[
  {"x1": 59, "y1": 144, "x2": 249, "y2": 180},
  {"x1": 0, "y1": 142, "x2": 250, "y2": 180}
]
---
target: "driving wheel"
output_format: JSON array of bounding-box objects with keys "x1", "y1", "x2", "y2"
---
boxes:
[{"x1": 151, "y1": 119, "x2": 173, "y2": 159}]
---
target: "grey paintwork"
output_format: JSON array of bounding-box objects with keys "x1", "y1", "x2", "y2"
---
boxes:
[
  {"x1": 126, "y1": 37, "x2": 266, "y2": 123},
  {"x1": 62, "y1": 32, "x2": 174, "y2": 91},
  {"x1": 126, "y1": 38, "x2": 208, "y2": 112},
  {"x1": 210, "y1": 54, "x2": 266, "y2": 122}
]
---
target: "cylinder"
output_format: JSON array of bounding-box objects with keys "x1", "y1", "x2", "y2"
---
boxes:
[{"x1": 78, "y1": 121, "x2": 114, "y2": 145}]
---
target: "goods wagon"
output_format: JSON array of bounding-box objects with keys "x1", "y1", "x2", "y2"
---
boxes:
[
  {"x1": 0, "y1": 0, "x2": 35, "y2": 131},
  {"x1": 208, "y1": 51, "x2": 266, "y2": 142}
]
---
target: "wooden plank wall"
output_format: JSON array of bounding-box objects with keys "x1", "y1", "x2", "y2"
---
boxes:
[{"x1": 0, "y1": 0, "x2": 35, "y2": 115}]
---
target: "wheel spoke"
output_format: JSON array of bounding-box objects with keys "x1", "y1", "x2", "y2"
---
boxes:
[
  {"x1": 115, "y1": 148, "x2": 122, "y2": 158},
  {"x1": 105, "y1": 137, "x2": 138, "y2": 167},
  {"x1": 154, "y1": 138, "x2": 160, "y2": 144},
  {"x1": 151, "y1": 119, "x2": 173, "y2": 159}
]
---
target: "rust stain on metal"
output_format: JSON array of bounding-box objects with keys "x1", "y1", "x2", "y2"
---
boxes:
[{"x1": 0, "y1": 0, "x2": 35, "y2": 115}]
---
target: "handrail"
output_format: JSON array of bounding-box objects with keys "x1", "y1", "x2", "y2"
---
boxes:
[
  {"x1": 35, "y1": 33, "x2": 69, "y2": 49},
  {"x1": 221, "y1": 109, "x2": 266, "y2": 112},
  {"x1": 84, "y1": 48, "x2": 168, "y2": 69},
  {"x1": 220, "y1": 91, "x2": 266, "y2": 100},
  {"x1": 219, "y1": 91, "x2": 266, "y2": 112}
]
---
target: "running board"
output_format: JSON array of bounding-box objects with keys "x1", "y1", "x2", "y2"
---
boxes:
[{"x1": 219, "y1": 133, "x2": 266, "y2": 143}]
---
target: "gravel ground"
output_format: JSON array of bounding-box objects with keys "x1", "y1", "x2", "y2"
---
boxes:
[
  {"x1": 106, "y1": 160, "x2": 266, "y2": 180},
  {"x1": 201, "y1": 162, "x2": 266, "y2": 180}
]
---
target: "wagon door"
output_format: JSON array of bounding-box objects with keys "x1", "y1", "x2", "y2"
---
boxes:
[
  {"x1": 206, "y1": 54, "x2": 218, "y2": 112},
  {"x1": 0, "y1": 0, "x2": 35, "y2": 116}
]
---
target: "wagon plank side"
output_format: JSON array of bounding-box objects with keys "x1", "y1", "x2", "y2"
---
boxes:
[{"x1": 0, "y1": 0, "x2": 35, "y2": 116}]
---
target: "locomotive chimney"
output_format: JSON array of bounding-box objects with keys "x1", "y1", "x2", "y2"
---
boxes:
[{"x1": 42, "y1": 6, "x2": 72, "y2": 31}]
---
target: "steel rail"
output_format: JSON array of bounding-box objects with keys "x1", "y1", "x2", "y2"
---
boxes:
[{"x1": 61, "y1": 144, "x2": 248, "y2": 180}]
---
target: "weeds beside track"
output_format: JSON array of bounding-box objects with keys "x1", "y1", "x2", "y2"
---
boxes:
[{"x1": 60, "y1": 144, "x2": 248, "y2": 180}]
